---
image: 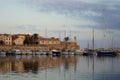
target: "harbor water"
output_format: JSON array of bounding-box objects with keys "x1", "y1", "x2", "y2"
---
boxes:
[{"x1": 0, "y1": 55, "x2": 120, "y2": 80}]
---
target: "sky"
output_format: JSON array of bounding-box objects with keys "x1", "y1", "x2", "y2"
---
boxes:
[{"x1": 0, "y1": 0, "x2": 120, "y2": 49}]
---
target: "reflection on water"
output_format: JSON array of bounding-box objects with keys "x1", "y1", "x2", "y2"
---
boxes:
[
  {"x1": 0, "y1": 55, "x2": 120, "y2": 80},
  {"x1": 0, "y1": 55, "x2": 77, "y2": 74}
]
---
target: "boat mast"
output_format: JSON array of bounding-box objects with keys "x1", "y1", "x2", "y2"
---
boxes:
[
  {"x1": 45, "y1": 28, "x2": 48, "y2": 50},
  {"x1": 59, "y1": 33, "x2": 61, "y2": 41},
  {"x1": 102, "y1": 9, "x2": 108, "y2": 50},
  {"x1": 45, "y1": 28, "x2": 47, "y2": 38},
  {"x1": 87, "y1": 40, "x2": 89, "y2": 50},
  {"x1": 69, "y1": 30, "x2": 72, "y2": 41},
  {"x1": 64, "y1": 30, "x2": 66, "y2": 37},
  {"x1": 92, "y1": 28, "x2": 94, "y2": 51}
]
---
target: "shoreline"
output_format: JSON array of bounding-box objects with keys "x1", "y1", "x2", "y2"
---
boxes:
[{"x1": 0, "y1": 44, "x2": 80, "y2": 51}]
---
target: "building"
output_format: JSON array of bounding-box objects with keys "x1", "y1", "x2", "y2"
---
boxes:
[
  {"x1": 0, "y1": 34, "x2": 12, "y2": 45},
  {"x1": 4, "y1": 34, "x2": 12, "y2": 45},
  {"x1": 0, "y1": 34, "x2": 3, "y2": 41},
  {"x1": 0, "y1": 34, "x2": 4, "y2": 45},
  {"x1": 12, "y1": 34, "x2": 26, "y2": 45},
  {"x1": 39, "y1": 37, "x2": 60, "y2": 45},
  {"x1": 0, "y1": 33, "x2": 80, "y2": 51}
]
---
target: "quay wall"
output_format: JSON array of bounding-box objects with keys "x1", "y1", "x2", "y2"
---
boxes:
[
  {"x1": 0, "y1": 43, "x2": 80, "y2": 51},
  {"x1": 0, "y1": 45, "x2": 48, "y2": 51}
]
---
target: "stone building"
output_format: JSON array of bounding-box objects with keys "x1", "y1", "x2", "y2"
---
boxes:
[
  {"x1": 39, "y1": 37, "x2": 60, "y2": 45},
  {"x1": 0, "y1": 34, "x2": 12, "y2": 45},
  {"x1": 0, "y1": 34, "x2": 80, "y2": 51},
  {"x1": 12, "y1": 34, "x2": 26, "y2": 45},
  {"x1": 0, "y1": 34, "x2": 4, "y2": 41}
]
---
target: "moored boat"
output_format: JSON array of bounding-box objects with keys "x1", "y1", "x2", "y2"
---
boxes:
[
  {"x1": 6, "y1": 49, "x2": 21, "y2": 56},
  {"x1": 97, "y1": 50, "x2": 117, "y2": 56},
  {"x1": 0, "y1": 51, "x2": 6, "y2": 56},
  {"x1": 83, "y1": 51, "x2": 93, "y2": 56},
  {"x1": 6, "y1": 51, "x2": 16, "y2": 56},
  {"x1": 74, "y1": 50, "x2": 83, "y2": 55},
  {"x1": 51, "y1": 50, "x2": 61, "y2": 56}
]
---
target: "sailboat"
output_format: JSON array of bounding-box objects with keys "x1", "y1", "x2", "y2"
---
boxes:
[
  {"x1": 97, "y1": 36, "x2": 116, "y2": 56},
  {"x1": 97, "y1": 50, "x2": 116, "y2": 56},
  {"x1": 83, "y1": 28, "x2": 94, "y2": 56},
  {"x1": 97, "y1": 9, "x2": 117, "y2": 56}
]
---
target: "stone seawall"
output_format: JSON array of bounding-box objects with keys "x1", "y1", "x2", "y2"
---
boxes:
[
  {"x1": 0, "y1": 45, "x2": 48, "y2": 51},
  {"x1": 0, "y1": 43, "x2": 80, "y2": 51}
]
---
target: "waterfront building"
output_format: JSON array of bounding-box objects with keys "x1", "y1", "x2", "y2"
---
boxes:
[
  {"x1": 0, "y1": 33, "x2": 80, "y2": 51},
  {"x1": 0, "y1": 34, "x2": 12, "y2": 45},
  {"x1": 0, "y1": 34, "x2": 4, "y2": 41},
  {"x1": 12, "y1": 34, "x2": 26, "y2": 45},
  {"x1": 39, "y1": 37, "x2": 60, "y2": 45},
  {"x1": 4, "y1": 34, "x2": 12, "y2": 45},
  {"x1": 61, "y1": 42, "x2": 80, "y2": 50}
]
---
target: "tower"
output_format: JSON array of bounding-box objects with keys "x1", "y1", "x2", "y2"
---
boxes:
[{"x1": 74, "y1": 36, "x2": 77, "y2": 43}]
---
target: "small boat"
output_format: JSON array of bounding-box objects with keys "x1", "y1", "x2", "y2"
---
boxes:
[
  {"x1": 82, "y1": 49, "x2": 94, "y2": 56},
  {"x1": 40, "y1": 50, "x2": 50, "y2": 55},
  {"x1": 62, "y1": 51, "x2": 69, "y2": 55},
  {"x1": 74, "y1": 49, "x2": 83, "y2": 55},
  {"x1": 25, "y1": 50, "x2": 33, "y2": 55},
  {"x1": 6, "y1": 49, "x2": 21, "y2": 56},
  {"x1": 0, "y1": 51, "x2": 6, "y2": 56},
  {"x1": 12, "y1": 49, "x2": 21, "y2": 55},
  {"x1": 33, "y1": 50, "x2": 41, "y2": 55},
  {"x1": 51, "y1": 50, "x2": 61, "y2": 56},
  {"x1": 83, "y1": 51, "x2": 93, "y2": 56},
  {"x1": 6, "y1": 51, "x2": 16, "y2": 56},
  {"x1": 62, "y1": 50, "x2": 75, "y2": 55},
  {"x1": 97, "y1": 50, "x2": 117, "y2": 56},
  {"x1": 21, "y1": 50, "x2": 27, "y2": 55}
]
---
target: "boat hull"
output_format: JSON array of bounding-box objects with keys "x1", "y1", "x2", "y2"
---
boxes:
[
  {"x1": 6, "y1": 52, "x2": 16, "y2": 56},
  {"x1": 52, "y1": 51, "x2": 61, "y2": 56},
  {"x1": 97, "y1": 51, "x2": 117, "y2": 56}
]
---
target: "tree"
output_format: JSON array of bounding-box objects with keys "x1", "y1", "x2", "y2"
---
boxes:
[
  {"x1": 64, "y1": 36, "x2": 69, "y2": 42},
  {"x1": 64, "y1": 36, "x2": 69, "y2": 50},
  {"x1": 32, "y1": 33, "x2": 39, "y2": 45},
  {"x1": 0, "y1": 40, "x2": 4, "y2": 45},
  {"x1": 24, "y1": 33, "x2": 39, "y2": 45},
  {"x1": 24, "y1": 36, "x2": 31, "y2": 45}
]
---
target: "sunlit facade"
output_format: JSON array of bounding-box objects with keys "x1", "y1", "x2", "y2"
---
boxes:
[
  {"x1": 13, "y1": 34, "x2": 26, "y2": 45},
  {"x1": 0, "y1": 34, "x2": 12, "y2": 45},
  {"x1": 39, "y1": 37, "x2": 60, "y2": 45}
]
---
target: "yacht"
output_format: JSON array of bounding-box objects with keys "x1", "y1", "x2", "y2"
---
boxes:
[
  {"x1": 51, "y1": 50, "x2": 61, "y2": 56},
  {"x1": 97, "y1": 50, "x2": 117, "y2": 56}
]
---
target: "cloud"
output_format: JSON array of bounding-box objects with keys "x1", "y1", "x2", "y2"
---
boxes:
[
  {"x1": 10, "y1": 25, "x2": 42, "y2": 34},
  {"x1": 21, "y1": 0, "x2": 101, "y2": 16},
  {"x1": 20, "y1": 0, "x2": 120, "y2": 30}
]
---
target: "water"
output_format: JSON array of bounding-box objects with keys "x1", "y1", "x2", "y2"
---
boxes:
[{"x1": 0, "y1": 55, "x2": 120, "y2": 80}]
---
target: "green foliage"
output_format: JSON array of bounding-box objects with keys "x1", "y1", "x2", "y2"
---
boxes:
[
  {"x1": 0, "y1": 40, "x2": 4, "y2": 45},
  {"x1": 64, "y1": 36, "x2": 69, "y2": 42},
  {"x1": 24, "y1": 33, "x2": 39, "y2": 45},
  {"x1": 64, "y1": 36, "x2": 70, "y2": 49}
]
